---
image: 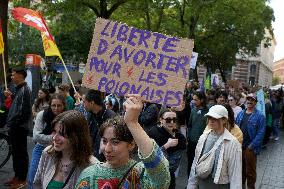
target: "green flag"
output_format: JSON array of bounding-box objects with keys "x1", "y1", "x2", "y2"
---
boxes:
[{"x1": 205, "y1": 75, "x2": 211, "y2": 90}]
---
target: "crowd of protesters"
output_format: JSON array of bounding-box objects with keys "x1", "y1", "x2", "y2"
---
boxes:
[{"x1": 1, "y1": 67, "x2": 284, "y2": 189}]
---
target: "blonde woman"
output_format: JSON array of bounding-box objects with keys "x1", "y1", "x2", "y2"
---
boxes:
[{"x1": 187, "y1": 105, "x2": 242, "y2": 189}]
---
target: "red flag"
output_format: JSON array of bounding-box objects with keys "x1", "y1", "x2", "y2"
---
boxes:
[
  {"x1": 12, "y1": 7, "x2": 62, "y2": 58},
  {"x1": 12, "y1": 7, "x2": 47, "y2": 32}
]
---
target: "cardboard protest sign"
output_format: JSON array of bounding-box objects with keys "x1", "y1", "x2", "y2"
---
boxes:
[
  {"x1": 227, "y1": 80, "x2": 240, "y2": 89},
  {"x1": 211, "y1": 74, "x2": 219, "y2": 88},
  {"x1": 83, "y1": 18, "x2": 194, "y2": 106}
]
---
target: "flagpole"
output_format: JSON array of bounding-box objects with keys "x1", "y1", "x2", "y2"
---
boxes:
[
  {"x1": 59, "y1": 57, "x2": 76, "y2": 93},
  {"x1": 1, "y1": 53, "x2": 7, "y2": 90}
]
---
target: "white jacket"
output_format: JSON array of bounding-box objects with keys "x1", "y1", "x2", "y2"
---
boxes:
[
  {"x1": 33, "y1": 110, "x2": 53, "y2": 146},
  {"x1": 187, "y1": 129, "x2": 242, "y2": 189}
]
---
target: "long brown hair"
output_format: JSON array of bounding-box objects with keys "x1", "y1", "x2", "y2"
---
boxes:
[
  {"x1": 49, "y1": 110, "x2": 93, "y2": 168},
  {"x1": 223, "y1": 103, "x2": 235, "y2": 131}
]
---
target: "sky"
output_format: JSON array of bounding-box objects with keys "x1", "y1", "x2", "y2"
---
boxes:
[{"x1": 269, "y1": 0, "x2": 284, "y2": 61}]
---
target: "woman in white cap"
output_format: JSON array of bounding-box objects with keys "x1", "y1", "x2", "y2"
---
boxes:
[{"x1": 187, "y1": 105, "x2": 242, "y2": 189}]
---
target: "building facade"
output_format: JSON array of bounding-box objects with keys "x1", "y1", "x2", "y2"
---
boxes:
[
  {"x1": 198, "y1": 30, "x2": 276, "y2": 87},
  {"x1": 273, "y1": 58, "x2": 284, "y2": 84},
  {"x1": 232, "y1": 30, "x2": 275, "y2": 87}
]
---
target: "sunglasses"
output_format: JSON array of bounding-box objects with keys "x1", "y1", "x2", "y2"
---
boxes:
[{"x1": 163, "y1": 117, "x2": 177, "y2": 123}]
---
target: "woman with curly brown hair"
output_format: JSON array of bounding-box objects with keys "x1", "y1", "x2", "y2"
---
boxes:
[{"x1": 33, "y1": 110, "x2": 97, "y2": 189}]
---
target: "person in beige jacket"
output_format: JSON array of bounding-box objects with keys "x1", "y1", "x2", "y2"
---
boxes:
[
  {"x1": 187, "y1": 105, "x2": 242, "y2": 189},
  {"x1": 33, "y1": 110, "x2": 97, "y2": 189}
]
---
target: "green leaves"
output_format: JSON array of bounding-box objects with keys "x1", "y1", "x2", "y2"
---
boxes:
[{"x1": 5, "y1": 0, "x2": 274, "y2": 83}]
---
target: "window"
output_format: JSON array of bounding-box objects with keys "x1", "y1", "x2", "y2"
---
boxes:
[
  {"x1": 249, "y1": 77, "x2": 255, "y2": 86},
  {"x1": 250, "y1": 64, "x2": 256, "y2": 75}
]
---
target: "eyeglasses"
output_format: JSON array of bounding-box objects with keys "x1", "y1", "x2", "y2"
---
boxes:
[{"x1": 163, "y1": 117, "x2": 177, "y2": 123}]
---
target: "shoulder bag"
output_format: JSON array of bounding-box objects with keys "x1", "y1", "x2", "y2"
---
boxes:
[{"x1": 195, "y1": 135, "x2": 223, "y2": 179}]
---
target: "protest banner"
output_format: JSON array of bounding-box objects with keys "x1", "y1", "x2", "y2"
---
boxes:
[
  {"x1": 211, "y1": 74, "x2": 219, "y2": 88},
  {"x1": 83, "y1": 18, "x2": 194, "y2": 106}
]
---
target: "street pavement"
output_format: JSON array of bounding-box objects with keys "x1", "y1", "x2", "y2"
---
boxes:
[{"x1": 0, "y1": 130, "x2": 284, "y2": 189}]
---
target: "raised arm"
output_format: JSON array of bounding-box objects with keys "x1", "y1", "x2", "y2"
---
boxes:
[{"x1": 123, "y1": 94, "x2": 153, "y2": 157}]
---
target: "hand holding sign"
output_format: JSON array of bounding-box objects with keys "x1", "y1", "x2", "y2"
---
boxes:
[{"x1": 123, "y1": 94, "x2": 143, "y2": 126}]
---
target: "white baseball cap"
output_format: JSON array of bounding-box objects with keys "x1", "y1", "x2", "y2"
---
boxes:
[{"x1": 205, "y1": 105, "x2": 228, "y2": 119}]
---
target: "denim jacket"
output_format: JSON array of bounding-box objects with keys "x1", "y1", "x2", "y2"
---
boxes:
[{"x1": 235, "y1": 108, "x2": 265, "y2": 154}]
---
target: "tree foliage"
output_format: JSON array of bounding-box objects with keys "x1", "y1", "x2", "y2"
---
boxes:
[
  {"x1": 3, "y1": 0, "x2": 275, "y2": 83},
  {"x1": 176, "y1": 0, "x2": 274, "y2": 81}
]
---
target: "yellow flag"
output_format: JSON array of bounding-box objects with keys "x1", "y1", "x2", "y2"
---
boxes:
[
  {"x1": 41, "y1": 31, "x2": 62, "y2": 59},
  {"x1": 0, "y1": 20, "x2": 4, "y2": 54}
]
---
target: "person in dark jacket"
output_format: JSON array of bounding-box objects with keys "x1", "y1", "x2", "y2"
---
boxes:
[
  {"x1": 0, "y1": 71, "x2": 15, "y2": 127},
  {"x1": 186, "y1": 91, "x2": 208, "y2": 176},
  {"x1": 83, "y1": 90, "x2": 116, "y2": 160},
  {"x1": 262, "y1": 93, "x2": 273, "y2": 146},
  {"x1": 148, "y1": 108, "x2": 186, "y2": 189},
  {"x1": 138, "y1": 102, "x2": 159, "y2": 133},
  {"x1": 4, "y1": 67, "x2": 32, "y2": 188},
  {"x1": 270, "y1": 90, "x2": 283, "y2": 141}
]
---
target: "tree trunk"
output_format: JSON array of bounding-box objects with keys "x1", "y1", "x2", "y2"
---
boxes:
[
  {"x1": 144, "y1": 1, "x2": 151, "y2": 30},
  {"x1": 100, "y1": 0, "x2": 108, "y2": 18},
  {"x1": 0, "y1": 0, "x2": 9, "y2": 85},
  {"x1": 216, "y1": 62, "x2": 227, "y2": 83},
  {"x1": 155, "y1": 0, "x2": 166, "y2": 32}
]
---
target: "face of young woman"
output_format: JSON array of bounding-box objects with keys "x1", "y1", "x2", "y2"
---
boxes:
[
  {"x1": 38, "y1": 90, "x2": 47, "y2": 99},
  {"x1": 228, "y1": 97, "x2": 236, "y2": 107},
  {"x1": 216, "y1": 95, "x2": 226, "y2": 105},
  {"x1": 160, "y1": 112, "x2": 177, "y2": 132},
  {"x1": 192, "y1": 95, "x2": 202, "y2": 108},
  {"x1": 101, "y1": 127, "x2": 134, "y2": 168},
  {"x1": 52, "y1": 123, "x2": 71, "y2": 153},
  {"x1": 51, "y1": 99, "x2": 64, "y2": 115},
  {"x1": 207, "y1": 116, "x2": 223, "y2": 131}
]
